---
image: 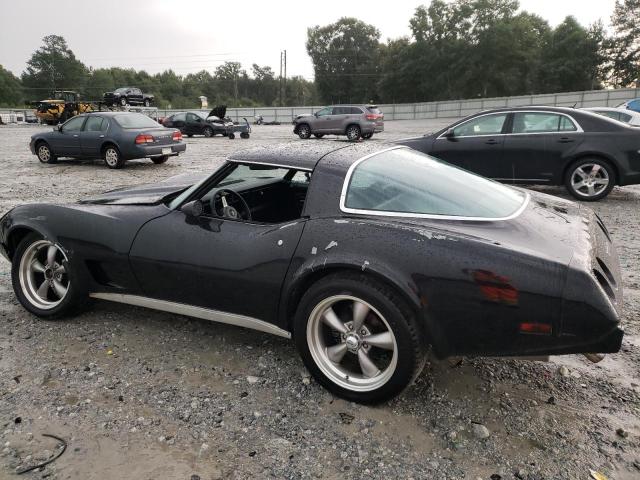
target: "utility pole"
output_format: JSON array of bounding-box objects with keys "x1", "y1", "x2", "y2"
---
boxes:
[
  {"x1": 283, "y1": 50, "x2": 287, "y2": 107},
  {"x1": 279, "y1": 51, "x2": 283, "y2": 107},
  {"x1": 279, "y1": 50, "x2": 287, "y2": 107}
]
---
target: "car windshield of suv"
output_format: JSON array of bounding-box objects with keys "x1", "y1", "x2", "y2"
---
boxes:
[
  {"x1": 344, "y1": 148, "x2": 526, "y2": 219},
  {"x1": 114, "y1": 113, "x2": 160, "y2": 129},
  {"x1": 114, "y1": 88, "x2": 128, "y2": 94}
]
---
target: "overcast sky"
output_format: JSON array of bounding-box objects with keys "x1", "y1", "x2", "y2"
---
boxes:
[{"x1": 0, "y1": 0, "x2": 617, "y2": 80}]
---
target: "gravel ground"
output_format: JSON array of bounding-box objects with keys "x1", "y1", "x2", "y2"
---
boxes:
[{"x1": 0, "y1": 120, "x2": 639, "y2": 480}]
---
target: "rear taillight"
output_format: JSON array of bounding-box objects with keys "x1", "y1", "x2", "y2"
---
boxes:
[
  {"x1": 135, "y1": 134, "x2": 154, "y2": 144},
  {"x1": 172, "y1": 130, "x2": 182, "y2": 141},
  {"x1": 366, "y1": 114, "x2": 383, "y2": 121}
]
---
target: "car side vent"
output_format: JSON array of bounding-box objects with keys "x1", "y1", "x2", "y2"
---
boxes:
[
  {"x1": 595, "y1": 215, "x2": 612, "y2": 242},
  {"x1": 596, "y1": 257, "x2": 617, "y2": 288},
  {"x1": 593, "y1": 269, "x2": 615, "y2": 300}
]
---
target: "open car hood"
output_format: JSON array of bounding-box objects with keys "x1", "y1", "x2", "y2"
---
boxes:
[
  {"x1": 208, "y1": 105, "x2": 227, "y2": 119},
  {"x1": 79, "y1": 173, "x2": 207, "y2": 205}
]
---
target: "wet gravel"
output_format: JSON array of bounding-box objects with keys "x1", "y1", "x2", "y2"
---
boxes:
[{"x1": 0, "y1": 121, "x2": 639, "y2": 479}]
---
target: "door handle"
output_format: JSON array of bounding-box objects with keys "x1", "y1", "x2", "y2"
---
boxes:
[
  {"x1": 485, "y1": 139, "x2": 499, "y2": 145},
  {"x1": 99, "y1": 135, "x2": 105, "y2": 138},
  {"x1": 73, "y1": 134, "x2": 79, "y2": 137},
  {"x1": 558, "y1": 137, "x2": 574, "y2": 143}
]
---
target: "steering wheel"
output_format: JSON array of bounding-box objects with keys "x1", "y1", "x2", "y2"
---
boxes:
[{"x1": 210, "y1": 188, "x2": 252, "y2": 221}]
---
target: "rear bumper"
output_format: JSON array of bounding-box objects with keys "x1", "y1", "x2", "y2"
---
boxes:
[{"x1": 127, "y1": 143, "x2": 186, "y2": 159}]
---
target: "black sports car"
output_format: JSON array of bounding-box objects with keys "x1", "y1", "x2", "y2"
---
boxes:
[
  {"x1": 397, "y1": 106, "x2": 640, "y2": 201},
  {"x1": 0, "y1": 143, "x2": 623, "y2": 403}
]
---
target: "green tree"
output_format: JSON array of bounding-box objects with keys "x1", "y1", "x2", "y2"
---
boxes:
[
  {"x1": 608, "y1": 0, "x2": 640, "y2": 86},
  {"x1": 307, "y1": 18, "x2": 381, "y2": 103},
  {"x1": 0, "y1": 65, "x2": 23, "y2": 106},
  {"x1": 21, "y1": 35, "x2": 87, "y2": 99}
]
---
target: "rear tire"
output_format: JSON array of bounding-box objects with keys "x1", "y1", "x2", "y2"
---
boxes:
[
  {"x1": 297, "y1": 124, "x2": 311, "y2": 139},
  {"x1": 103, "y1": 145, "x2": 125, "y2": 169},
  {"x1": 346, "y1": 124, "x2": 361, "y2": 141},
  {"x1": 143, "y1": 99, "x2": 151, "y2": 107},
  {"x1": 228, "y1": 133, "x2": 235, "y2": 139},
  {"x1": 362, "y1": 132, "x2": 373, "y2": 140},
  {"x1": 313, "y1": 133, "x2": 324, "y2": 139},
  {"x1": 564, "y1": 158, "x2": 615, "y2": 201},
  {"x1": 294, "y1": 272, "x2": 427, "y2": 404},
  {"x1": 152, "y1": 156, "x2": 169, "y2": 164},
  {"x1": 11, "y1": 233, "x2": 85, "y2": 318},
  {"x1": 36, "y1": 142, "x2": 57, "y2": 164}
]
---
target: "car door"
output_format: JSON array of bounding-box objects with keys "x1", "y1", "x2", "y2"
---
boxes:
[
  {"x1": 129, "y1": 210, "x2": 306, "y2": 324},
  {"x1": 80, "y1": 115, "x2": 108, "y2": 157},
  {"x1": 431, "y1": 113, "x2": 509, "y2": 178},
  {"x1": 185, "y1": 113, "x2": 203, "y2": 135},
  {"x1": 327, "y1": 106, "x2": 349, "y2": 134},
  {"x1": 504, "y1": 112, "x2": 581, "y2": 184},
  {"x1": 312, "y1": 107, "x2": 334, "y2": 133},
  {"x1": 170, "y1": 113, "x2": 187, "y2": 132},
  {"x1": 130, "y1": 88, "x2": 143, "y2": 105},
  {"x1": 48, "y1": 115, "x2": 85, "y2": 157}
]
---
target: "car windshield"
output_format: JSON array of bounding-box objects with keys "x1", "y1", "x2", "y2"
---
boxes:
[
  {"x1": 193, "y1": 111, "x2": 208, "y2": 119},
  {"x1": 114, "y1": 113, "x2": 159, "y2": 129},
  {"x1": 114, "y1": 88, "x2": 128, "y2": 93},
  {"x1": 344, "y1": 148, "x2": 526, "y2": 219}
]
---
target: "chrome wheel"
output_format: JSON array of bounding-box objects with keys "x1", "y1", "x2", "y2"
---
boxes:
[
  {"x1": 18, "y1": 240, "x2": 69, "y2": 310},
  {"x1": 307, "y1": 295, "x2": 398, "y2": 392},
  {"x1": 570, "y1": 163, "x2": 610, "y2": 198},
  {"x1": 346, "y1": 125, "x2": 361, "y2": 141},
  {"x1": 104, "y1": 148, "x2": 119, "y2": 167},
  {"x1": 37, "y1": 145, "x2": 51, "y2": 163},
  {"x1": 298, "y1": 125, "x2": 311, "y2": 139}
]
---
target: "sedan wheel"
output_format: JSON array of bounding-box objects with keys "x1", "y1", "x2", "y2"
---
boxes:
[
  {"x1": 566, "y1": 159, "x2": 614, "y2": 201},
  {"x1": 295, "y1": 273, "x2": 426, "y2": 403},
  {"x1": 37, "y1": 144, "x2": 56, "y2": 164},
  {"x1": 18, "y1": 240, "x2": 69, "y2": 310},
  {"x1": 104, "y1": 146, "x2": 124, "y2": 169},
  {"x1": 203, "y1": 127, "x2": 214, "y2": 137}
]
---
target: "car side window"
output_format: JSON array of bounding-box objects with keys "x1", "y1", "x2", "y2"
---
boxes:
[
  {"x1": 62, "y1": 116, "x2": 85, "y2": 132},
  {"x1": 133, "y1": 88, "x2": 142, "y2": 95},
  {"x1": 333, "y1": 107, "x2": 349, "y2": 115},
  {"x1": 316, "y1": 107, "x2": 332, "y2": 117},
  {"x1": 173, "y1": 113, "x2": 186, "y2": 122},
  {"x1": 511, "y1": 113, "x2": 577, "y2": 133},
  {"x1": 84, "y1": 116, "x2": 105, "y2": 132},
  {"x1": 452, "y1": 114, "x2": 507, "y2": 137},
  {"x1": 619, "y1": 113, "x2": 632, "y2": 122},
  {"x1": 349, "y1": 107, "x2": 363, "y2": 114},
  {"x1": 186, "y1": 113, "x2": 199, "y2": 122},
  {"x1": 559, "y1": 116, "x2": 577, "y2": 132}
]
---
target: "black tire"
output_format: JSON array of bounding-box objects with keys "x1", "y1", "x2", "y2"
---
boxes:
[
  {"x1": 228, "y1": 133, "x2": 235, "y2": 139},
  {"x1": 297, "y1": 124, "x2": 311, "y2": 139},
  {"x1": 36, "y1": 142, "x2": 57, "y2": 164},
  {"x1": 120, "y1": 97, "x2": 127, "y2": 107},
  {"x1": 564, "y1": 157, "x2": 615, "y2": 201},
  {"x1": 187, "y1": 134, "x2": 193, "y2": 138},
  {"x1": 362, "y1": 132, "x2": 373, "y2": 140},
  {"x1": 103, "y1": 145, "x2": 125, "y2": 169},
  {"x1": 152, "y1": 155, "x2": 169, "y2": 164},
  {"x1": 11, "y1": 232, "x2": 85, "y2": 319},
  {"x1": 346, "y1": 124, "x2": 361, "y2": 141},
  {"x1": 294, "y1": 272, "x2": 427, "y2": 404},
  {"x1": 240, "y1": 132, "x2": 250, "y2": 139},
  {"x1": 143, "y1": 99, "x2": 151, "y2": 107},
  {"x1": 313, "y1": 133, "x2": 324, "y2": 139},
  {"x1": 203, "y1": 127, "x2": 214, "y2": 138}
]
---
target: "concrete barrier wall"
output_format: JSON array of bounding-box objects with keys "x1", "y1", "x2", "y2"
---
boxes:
[{"x1": 3, "y1": 87, "x2": 639, "y2": 123}]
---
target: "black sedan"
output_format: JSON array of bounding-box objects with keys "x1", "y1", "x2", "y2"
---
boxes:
[
  {"x1": 398, "y1": 106, "x2": 640, "y2": 201},
  {"x1": 30, "y1": 112, "x2": 186, "y2": 169},
  {"x1": 1, "y1": 143, "x2": 623, "y2": 403},
  {"x1": 162, "y1": 111, "x2": 224, "y2": 137}
]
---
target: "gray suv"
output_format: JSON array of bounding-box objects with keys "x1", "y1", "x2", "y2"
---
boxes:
[{"x1": 293, "y1": 105, "x2": 384, "y2": 140}]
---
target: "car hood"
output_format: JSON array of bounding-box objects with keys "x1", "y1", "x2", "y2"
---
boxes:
[
  {"x1": 78, "y1": 172, "x2": 207, "y2": 205},
  {"x1": 208, "y1": 105, "x2": 227, "y2": 119}
]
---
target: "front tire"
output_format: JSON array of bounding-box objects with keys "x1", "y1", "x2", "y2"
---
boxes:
[
  {"x1": 346, "y1": 124, "x2": 361, "y2": 141},
  {"x1": 143, "y1": 99, "x2": 151, "y2": 107},
  {"x1": 120, "y1": 97, "x2": 127, "y2": 107},
  {"x1": 11, "y1": 233, "x2": 84, "y2": 318},
  {"x1": 564, "y1": 158, "x2": 615, "y2": 201},
  {"x1": 103, "y1": 145, "x2": 124, "y2": 169},
  {"x1": 297, "y1": 124, "x2": 311, "y2": 139},
  {"x1": 294, "y1": 272, "x2": 427, "y2": 403},
  {"x1": 36, "y1": 142, "x2": 57, "y2": 164},
  {"x1": 203, "y1": 126, "x2": 214, "y2": 137}
]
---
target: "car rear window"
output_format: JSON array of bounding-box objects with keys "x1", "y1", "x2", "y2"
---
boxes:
[
  {"x1": 114, "y1": 113, "x2": 160, "y2": 129},
  {"x1": 366, "y1": 106, "x2": 381, "y2": 114},
  {"x1": 343, "y1": 148, "x2": 526, "y2": 219}
]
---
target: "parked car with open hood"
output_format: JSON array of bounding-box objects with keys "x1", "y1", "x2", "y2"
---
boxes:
[
  {"x1": 163, "y1": 106, "x2": 251, "y2": 139},
  {"x1": 1, "y1": 142, "x2": 623, "y2": 403},
  {"x1": 293, "y1": 105, "x2": 384, "y2": 140},
  {"x1": 397, "y1": 106, "x2": 640, "y2": 201},
  {"x1": 30, "y1": 112, "x2": 185, "y2": 169}
]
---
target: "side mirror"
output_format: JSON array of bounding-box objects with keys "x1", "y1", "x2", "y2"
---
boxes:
[
  {"x1": 57, "y1": 124, "x2": 63, "y2": 132},
  {"x1": 443, "y1": 128, "x2": 455, "y2": 138},
  {"x1": 181, "y1": 199, "x2": 204, "y2": 217}
]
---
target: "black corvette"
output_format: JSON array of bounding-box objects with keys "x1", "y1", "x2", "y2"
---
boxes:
[
  {"x1": 0, "y1": 143, "x2": 623, "y2": 402},
  {"x1": 398, "y1": 106, "x2": 640, "y2": 201}
]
